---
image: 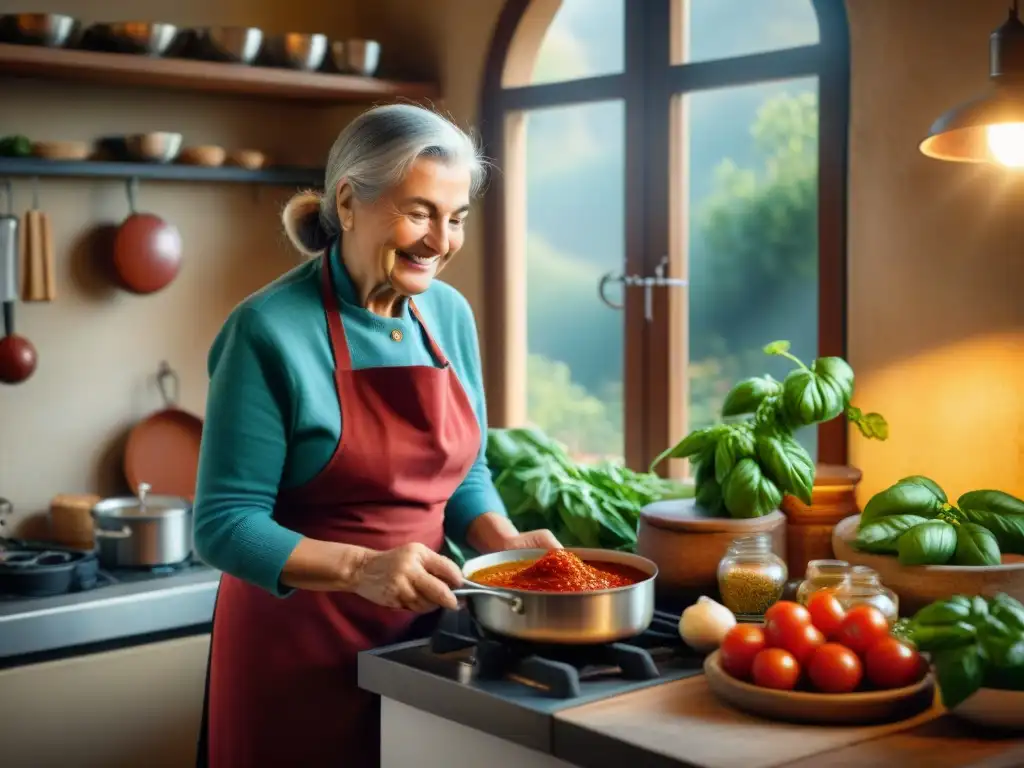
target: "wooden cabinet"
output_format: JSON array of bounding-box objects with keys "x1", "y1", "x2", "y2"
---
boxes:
[{"x1": 0, "y1": 634, "x2": 211, "y2": 768}]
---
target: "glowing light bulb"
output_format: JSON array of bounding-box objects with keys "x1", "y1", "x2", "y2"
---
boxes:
[{"x1": 986, "y1": 122, "x2": 1024, "y2": 167}]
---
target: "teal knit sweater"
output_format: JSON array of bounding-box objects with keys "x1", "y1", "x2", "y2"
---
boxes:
[{"x1": 192, "y1": 241, "x2": 505, "y2": 595}]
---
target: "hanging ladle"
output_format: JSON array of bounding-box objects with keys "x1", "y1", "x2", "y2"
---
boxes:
[{"x1": 0, "y1": 180, "x2": 37, "y2": 385}]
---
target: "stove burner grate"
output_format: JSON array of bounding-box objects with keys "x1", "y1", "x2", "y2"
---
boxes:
[{"x1": 429, "y1": 610, "x2": 689, "y2": 699}]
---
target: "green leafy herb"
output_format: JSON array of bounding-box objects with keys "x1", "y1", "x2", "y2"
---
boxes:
[
  {"x1": 854, "y1": 514, "x2": 930, "y2": 554},
  {"x1": 859, "y1": 481, "x2": 945, "y2": 528},
  {"x1": 958, "y1": 490, "x2": 1024, "y2": 555},
  {"x1": 896, "y1": 475, "x2": 948, "y2": 503},
  {"x1": 904, "y1": 593, "x2": 1024, "y2": 709},
  {"x1": 721, "y1": 458, "x2": 783, "y2": 519},
  {"x1": 721, "y1": 375, "x2": 783, "y2": 418},
  {"x1": 952, "y1": 523, "x2": 1002, "y2": 566},
  {"x1": 652, "y1": 340, "x2": 886, "y2": 520},
  {"x1": 481, "y1": 427, "x2": 693, "y2": 561},
  {"x1": 896, "y1": 519, "x2": 957, "y2": 565}
]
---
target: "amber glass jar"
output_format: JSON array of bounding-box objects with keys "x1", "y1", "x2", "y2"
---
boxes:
[
  {"x1": 717, "y1": 533, "x2": 788, "y2": 620},
  {"x1": 795, "y1": 559, "x2": 851, "y2": 605}
]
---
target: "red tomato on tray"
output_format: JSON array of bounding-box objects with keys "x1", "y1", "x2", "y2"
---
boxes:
[
  {"x1": 807, "y1": 642, "x2": 863, "y2": 693},
  {"x1": 864, "y1": 636, "x2": 927, "y2": 690},
  {"x1": 806, "y1": 591, "x2": 846, "y2": 639},
  {"x1": 834, "y1": 604, "x2": 890, "y2": 656},
  {"x1": 719, "y1": 624, "x2": 766, "y2": 680},
  {"x1": 751, "y1": 648, "x2": 800, "y2": 691},
  {"x1": 763, "y1": 601, "x2": 812, "y2": 649}
]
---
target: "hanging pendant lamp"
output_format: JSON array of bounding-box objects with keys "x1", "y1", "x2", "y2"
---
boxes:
[{"x1": 920, "y1": 0, "x2": 1024, "y2": 167}]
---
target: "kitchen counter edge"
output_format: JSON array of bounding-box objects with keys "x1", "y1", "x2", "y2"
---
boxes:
[{"x1": 0, "y1": 567, "x2": 220, "y2": 666}]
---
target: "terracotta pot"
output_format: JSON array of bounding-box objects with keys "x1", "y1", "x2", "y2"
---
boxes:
[
  {"x1": 636, "y1": 498, "x2": 787, "y2": 598},
  {"x1": 780, "y1": 464, "x2": 863, "y2": 579}
]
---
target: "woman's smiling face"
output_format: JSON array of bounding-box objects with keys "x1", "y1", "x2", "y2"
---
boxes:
[{"x1": 339, "y1": 157, "x2": 472, "y2": 299}]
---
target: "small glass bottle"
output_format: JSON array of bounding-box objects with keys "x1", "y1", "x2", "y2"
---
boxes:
[
  {"x1": 795, "y1": 559, "x2": 851, "y2": 605},
  {"x1": 717, "y1": 533, "x2": 788, "y2": 620},
  {"x1": 833, "y1": 566, "x2": 900, "y2": 624}
]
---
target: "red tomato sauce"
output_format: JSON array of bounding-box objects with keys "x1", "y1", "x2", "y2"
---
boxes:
[{"x1": 469, "y1": 550, "x2": 648, "y2": 592}]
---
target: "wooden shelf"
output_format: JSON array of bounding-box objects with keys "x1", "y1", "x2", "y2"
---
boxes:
[
  {"x1": 0, "y1": 157, "x2": 323, "y2": 186},
  {"x1": 0, "y1": 43, "x2": 439, "y2": 104}
]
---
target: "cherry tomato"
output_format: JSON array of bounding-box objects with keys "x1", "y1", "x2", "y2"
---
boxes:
[
  {"x1": 782, "y1": 622, "x2": 826, "y2": 666},
  {"x1": 763, "y1": 600, "x2": 812, "y2": 649},
  {"x1": 807, "y1": 642, "x2": 863, "y2": 693},
  {"x1": 751, "y1": 648, "x2": 801, "y2": 691},
  {"x1": 806, "y1": 591, "x2": 846, "y2": 638},
  {"x1": 719, "y1": 624, "x2": 767, "y2": 680},
  {"x1": 864, "y1": 636, "x2": 926, "y2": 689},
  {"x1": 834, "y1": 604, "x2": 890, "y2": 656}
]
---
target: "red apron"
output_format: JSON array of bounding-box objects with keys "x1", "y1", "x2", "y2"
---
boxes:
[{"x1": 198, "y1": 252, "x2": 481, "y2": 767}]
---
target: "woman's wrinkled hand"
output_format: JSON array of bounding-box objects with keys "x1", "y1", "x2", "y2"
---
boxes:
[
  {"x1": 501, "y1": 529, "x2": 563, "y2": 552},
  {"x1": 354, "y1": 543, "x2": 462, "y2": 613}
]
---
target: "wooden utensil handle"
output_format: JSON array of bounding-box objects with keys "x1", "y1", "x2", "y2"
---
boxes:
[{"x1": 2, "y1": 301, "x2": 13, "y2": 337}]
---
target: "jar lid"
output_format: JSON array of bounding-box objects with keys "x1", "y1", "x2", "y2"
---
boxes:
[{"x1": 640, "y1": 498, "x2": 785, "y2": 532}]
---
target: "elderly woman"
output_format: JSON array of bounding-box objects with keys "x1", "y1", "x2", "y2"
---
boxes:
[{"x1": 192, "y1": 103, "x2": 560, "y2": 768}]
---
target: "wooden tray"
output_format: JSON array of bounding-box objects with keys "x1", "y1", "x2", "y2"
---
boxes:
[{"x1": 703, "y1": 650, "x2": 935, "y2": 725}]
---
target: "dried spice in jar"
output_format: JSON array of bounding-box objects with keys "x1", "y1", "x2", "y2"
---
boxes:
[{"x1": 717, "y1": 534, "x2": 788, "y2": 619}]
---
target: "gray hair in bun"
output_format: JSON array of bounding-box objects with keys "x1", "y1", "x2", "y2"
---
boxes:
[{"x1": 281, "y1": 103, "x2": 489, "y2": 258}]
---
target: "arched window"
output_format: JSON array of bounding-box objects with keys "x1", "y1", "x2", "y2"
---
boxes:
[{"x1": 481, "y1": 0, "x2": 850, "y2": 474}]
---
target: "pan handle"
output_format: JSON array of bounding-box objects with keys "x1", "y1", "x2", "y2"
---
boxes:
[{"x1": 452, "y1": 587, "x2": 525, "y2": 615}]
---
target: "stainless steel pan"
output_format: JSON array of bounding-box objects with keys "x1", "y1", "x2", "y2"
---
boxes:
[{"x1": 452, "y1": 548, "x2": 658, "y2": 644}]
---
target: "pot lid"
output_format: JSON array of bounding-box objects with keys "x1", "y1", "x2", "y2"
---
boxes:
[
  {"x1": 93, "y1": 482, "x2": 190, "y2": 519},
  {"x1": 640, "y1": 498, "x2": 785, "y2": 532}
]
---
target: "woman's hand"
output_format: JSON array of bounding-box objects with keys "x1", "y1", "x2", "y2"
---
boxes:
[
  {"x1": 353, "y1": 542, "x2": 463, "y2": 613},
  {"x1": 466, "y1": 512, "x2": 563, "y2": 554},
  {"x1": 501, "y1": 529, "x2": 563, "y2": 551}
]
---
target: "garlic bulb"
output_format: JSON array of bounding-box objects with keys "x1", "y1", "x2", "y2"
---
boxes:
[{"x1": 678, "y1": 596, "x2": 737, "y2": 652}]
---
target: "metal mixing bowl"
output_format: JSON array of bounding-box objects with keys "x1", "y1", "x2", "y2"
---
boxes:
[
  {"x1": 124, "y1": 132, "x2": 183, "y2": 164},
  {"x1": 197, "y1": 26, "x2": 263, "y2": 64},
  {"x1": 266, "y1": 33, "x2": 327, "y2": 71},
  {"x1": 97, "y1": 22, "x2": 179, "y2": 56},
  {"x1": 0, "y1": 13, "x2": 78, "y2": 47},
  {"x1": 329, "y1": 39, "x2": 380, "y2": 77}
]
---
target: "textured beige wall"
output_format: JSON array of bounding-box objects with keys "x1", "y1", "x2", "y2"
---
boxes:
[{"x1": 845, "y1": 0, "x2": 1024, "y2": 504}]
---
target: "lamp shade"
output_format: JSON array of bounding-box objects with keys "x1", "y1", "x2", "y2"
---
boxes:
[{"x1": 920, "y1": 4, "x2": 1024, "y2": 166}]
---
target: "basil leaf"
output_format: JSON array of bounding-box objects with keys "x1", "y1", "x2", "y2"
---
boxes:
[
  {"x1": 695, "y1": 475, "x2": 724, "y2": 516},
  {"x1": 782, "y1": 367, "x2": 846, "y2": 427},
  {"x1": 980, "y1": 639, "x2": 1024, "y2": 691},
  {"x1": 991, "y1": 593, "x2": 1024, "y2": 632},
  {"x1": 721, "y1": 375, "x2": 783, "y2": 417},
  {"x1": 854, "y1": 411, "x2": 889, "y2": 440},
  {"x1": 897, "y1": 475, "x2": 948, "y2": 503},
  {"x1": 907, "y1": 621, "x2": 978, "y2": 651},
  {"x1": 714, "y1": 427, "x2": 755, "y2": 485},
  {"x1": 897, "y1": 520, "x2": 956, "y2": 565},
  {"x1": 854, "y1": 514, "x2": 929, "y2": 554},
  {"x1": 649, "y1": 425, "x2": 728, "y2": 471},
  {"x1": 951, "y1": 522, "x2": 1002, "y2": 566},
  {"x1": 932, "y1": 645, "x2": 985, "y2": 710},
  {"x1": 756, "y1": 432, "x2": 815, "y2": 505},
  {"x1": 958, "y1": 489, "x2": 1024, "y2": 555},
  {"x1": 860, "y1": 482, "x2": 945, "y2": 527},
  {"x1": 912, "y1": 600, "x2": 972, "y2": 626},
  {"x1": 813, "y1": 356, "x2": 855, "y2": 404},
  {"x1": 694, "y1": 456, "x2": 715, "y2": 489},
  {"x1": 721, "y1": 458, "x2": 782, "y2": 519}
]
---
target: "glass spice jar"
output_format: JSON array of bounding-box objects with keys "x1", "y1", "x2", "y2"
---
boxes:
[
  {"x1": 832, "y1": 566, "x2": 900, "y2": 624},
  {"x1": 716, "y1": 533, "x2": 788, "y2": 620},
  {"x1": 795, "y1": 559, "x2": 851, "y2": 605}
]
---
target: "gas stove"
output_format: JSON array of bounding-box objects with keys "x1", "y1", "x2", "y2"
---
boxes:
[
  {"x1": 361, "y1": 606, "x2": 706, "y2": 715},
  {"x1": 0, "y1": 539, "x2": 210, "y2": 601}
]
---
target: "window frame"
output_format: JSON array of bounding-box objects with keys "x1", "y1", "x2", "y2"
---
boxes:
[{"x1": 480, "y1": 0, "x2": 851, "y2": 470}]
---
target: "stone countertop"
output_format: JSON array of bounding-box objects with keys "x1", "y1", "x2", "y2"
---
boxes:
[{"x1": 0, "y1": 565, "x2": 220, "y2": 665}]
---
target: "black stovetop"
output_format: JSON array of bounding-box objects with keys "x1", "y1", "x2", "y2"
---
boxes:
[{"x1": 361, "y1": 607, "x2": 706, "y2": 715}]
